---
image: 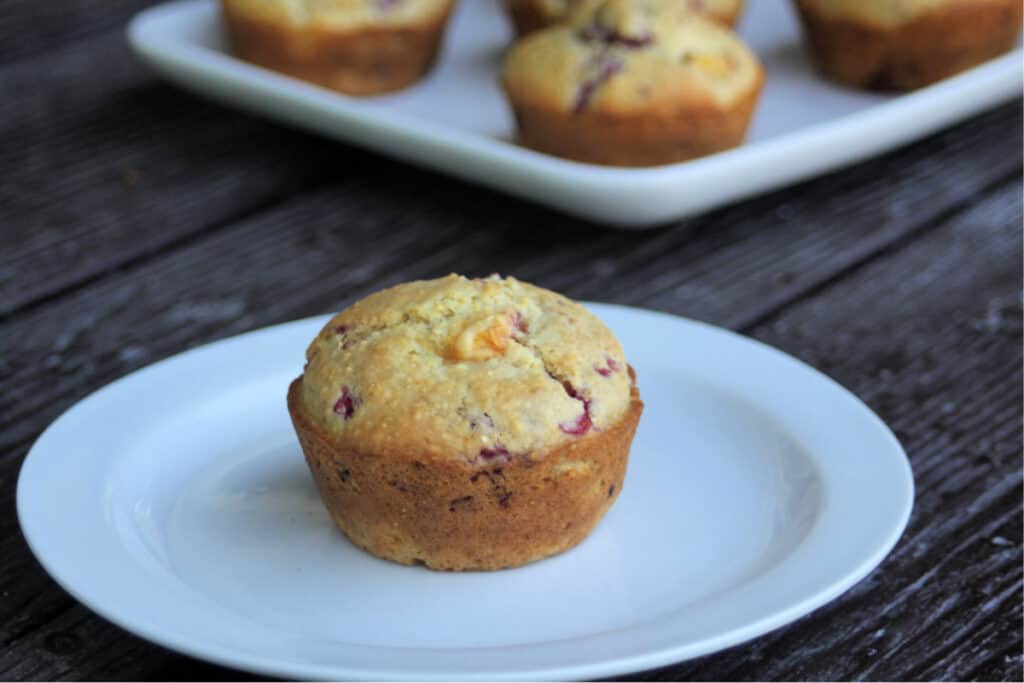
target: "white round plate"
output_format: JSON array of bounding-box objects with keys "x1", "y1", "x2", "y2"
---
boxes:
[{"x1": 18, "y1": 305, "x2": 913, "y2": 681}]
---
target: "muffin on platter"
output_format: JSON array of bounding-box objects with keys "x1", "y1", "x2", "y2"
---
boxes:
[
  {"x1": 793, "y1": 0, "x2": 1023, "y2": 90},
  {"x1": 221, "y1": 0, "x2": 457, "y2": 95},
  {"x1": 501, "y1": 0, "x2": 764, "y2": 166},
  {"x1": 287, "y1": 274, "x2": 643, "y2": 570}
]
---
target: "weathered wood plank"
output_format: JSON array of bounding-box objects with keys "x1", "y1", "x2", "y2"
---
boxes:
[
  {"x1": 0, "y1": 1, "x2": 157, "y2": 65},
  {"x1": 2, "y1": 24, "x2": 1021, "y2": 319},
  {"x1": 1, "y1": 180, "x2": 1020, "y2": 679},
  {"x1": 631, "y1": 181, "x2": 1023, "y2": 682},
  {"x1": 0, "y1": 34, "x2": 350, "y2": 318}
]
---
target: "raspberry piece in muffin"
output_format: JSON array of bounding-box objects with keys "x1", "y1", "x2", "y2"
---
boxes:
[
  {"x1": 220, "y1": 0, "x2": 456, "y2": 95},
  {"x1": 501, "y1": 0, "x2": 764, "y2": 166},
  {"x1": 332, "y1": 386, "x2": 361, "y2": 419},
  {"x1": 596, "y1": 354, "x2": 622, "y2": 376},
  {"x1": 288, "y1": 274, "x2": 643, "y2": 570}
]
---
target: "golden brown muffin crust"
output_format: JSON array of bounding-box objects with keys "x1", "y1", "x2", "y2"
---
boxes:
[
  {"x1": 289, "y1": 375, "x2": 642, "y2": 570},
  {"x1": 800, "y1": 0, "x2": 983, "y2": 26},
  {"x1": 501, "y1": 0, "x2": 763, "y2": 165},
  {"x1": 504, "y1": 0, "x2": 761, "y2": 113},
  {"x1": 223, "y1": 0, "x2": 453, "y2": 28},
  {"x1": 288, "y1": 274, "x2": 644, "y2": 570},
  {"x1": 221, "y1": 0, "x2": 455, "y2": 94},
  {"x1": 795, "y1": 0, "x2": 1023, "y2": 90},
  {"x1": 299, "y1": 274, "x2": 633, "y2": 464}
]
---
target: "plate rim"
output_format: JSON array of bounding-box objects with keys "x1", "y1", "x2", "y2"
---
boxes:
[
  {"x1": 17, "y1": 305, "x2": 914, "y2": 680},
  {"x1": 125, "y1": 0, "x2": 1023, "y2": 227}
]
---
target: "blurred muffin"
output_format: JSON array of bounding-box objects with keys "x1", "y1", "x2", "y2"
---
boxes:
[
  {"x1": 501, "y1": 0, "x2": 764, "y2": 166},
  {"x1": 288, "y1": 274, "x2": 643, "y2": 570},
  {"x1": 221, "y1": 0, "x2": 456, "y2": 95},
  {"x1": 505, "y1": 0, "x2": 745, "y2": 36},
  {"x1": 505, "y1": 0, "x2": 588, "y2": 35},
  {"x1": 794, "y1": 0, "x2": 1023, "y2": 90}
]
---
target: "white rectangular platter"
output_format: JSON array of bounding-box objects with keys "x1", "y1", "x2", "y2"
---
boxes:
[{"x1": 128, "y1": 0, "x2": 1023, "y2": 228}]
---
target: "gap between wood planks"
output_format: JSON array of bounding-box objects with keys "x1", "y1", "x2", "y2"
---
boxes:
[
  {"x1": 0, "y1": 184, "x2": 333, "y2": 322},
  {"x1": 731, "y1": 170, "x2": 1019, "y2": 334},
  {"x1": 0, "y1": 177, "x2": 1020, "y2": 681}
]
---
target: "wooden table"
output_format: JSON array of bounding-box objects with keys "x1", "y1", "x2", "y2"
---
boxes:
[{"x1": 2, "y1": 2, "x2": 1022, "y2": 679}]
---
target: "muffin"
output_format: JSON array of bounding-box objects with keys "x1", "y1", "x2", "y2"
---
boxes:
[
  {"x1": 794, "y1": 0, "x2": 1023, "y2": 90},
  {"x1": 501, "y1": 0, "x2": 764, "y2": 166},
  {"x1": 220, "y1": 0, "x2": 456, "y2": 95},
  {"x1": 505, "y1": 0, "x2": 745, "y2": 37},
  {"x1": 287, "y1": 274, "x2": 643, "y2": 570}
]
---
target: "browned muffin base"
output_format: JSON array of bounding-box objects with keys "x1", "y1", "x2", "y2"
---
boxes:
[
  {"x1": 506, "y1": 1, "x2": 556, "y2": 36},
  {"x1": 288, "y1": 376, "x2": 643, "y2": 570},
  {"x1": 508, "y1": 74, "x2": 763, "y2": 166},
  {"x1": 221, "y1": 3, "x2": 453, "y2": 95},
  {"x1": 795, "y1": 0, "x2": 1023, "y2": 90}
]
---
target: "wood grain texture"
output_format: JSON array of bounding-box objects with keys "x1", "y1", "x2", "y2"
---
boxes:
[
  {"x1": 630, "y1": 180, "x2": 1023, "y2": 682},
  {"x1": 0, "y1": 34, "x2": 350, "y2": 318},
  {"x1": 0, "y1": 0, "x2": 158, "y2": 65},
  {"x1": 2, "y1": 118, "x2": 1021, "y2": 680}
]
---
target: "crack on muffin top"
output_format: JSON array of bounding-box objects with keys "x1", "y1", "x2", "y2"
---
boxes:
[
  {"x1": 573, "y1": 52, "x2": 626, "y2": 113},
  {"x1": 571, "y1": 0, "x2": 655, "y2": 112},
  {"x1": 299, "y1": 274, "x2": 632, "y2": 465}
]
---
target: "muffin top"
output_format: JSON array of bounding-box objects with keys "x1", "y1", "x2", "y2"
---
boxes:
[
  {"x1": 222, "y1": 0, "x2": 453, "y2": 28},
  {"x1": 508, "y1": 0, "x2": 743, "y2": 28},
  {"x1": 502, "y1": 0, "x2": 762, "y2": 116},
  {"x1": 298, "y1": 274, "x2": 633, "y2": 466},
  {"x1": 798, "y1": 0, "x2": 960, "y2": 26}
]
